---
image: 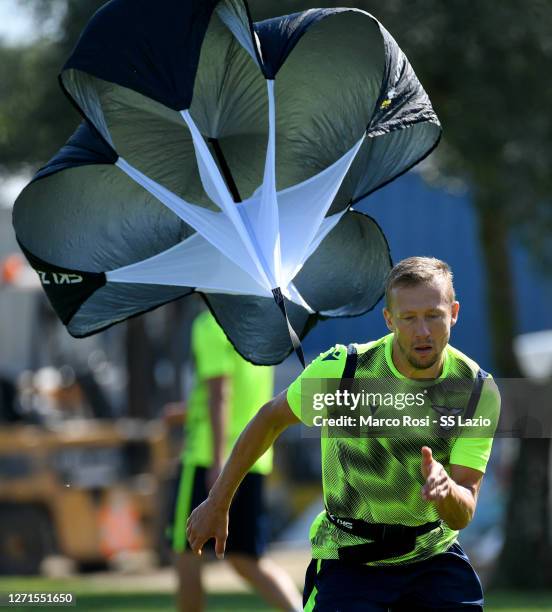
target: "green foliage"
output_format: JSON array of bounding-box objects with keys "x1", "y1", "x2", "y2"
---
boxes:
[
  {"x1": 0, "y1": 0, "x2": 105, "y2": 171},
  {"x1": 0, "y1": 41, "x2": 71, "y2": 169},
  {"x1": 365, "y1": 1, "x2": 552, "y2": 267}
]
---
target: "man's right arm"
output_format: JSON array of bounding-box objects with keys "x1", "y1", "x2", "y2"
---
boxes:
[{"x1": 186, "y1": 389, "x2": 299, "y2": 558}]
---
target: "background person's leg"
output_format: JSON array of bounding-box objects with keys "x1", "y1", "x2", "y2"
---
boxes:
[
  {"x1": 176, "y1": 552, "x2": 204, "y2": 612},
  {"x1": 169, "y1": 464, "x2": 208, "y2": 612},
  {"x1": 225, "y1": 472, "x2": 301, "y2": 610},
  {"x1": 228, "y1": 553, "x2": 302, "y2": 611}
]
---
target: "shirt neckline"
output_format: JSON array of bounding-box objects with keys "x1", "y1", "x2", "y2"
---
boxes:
[{"x1": 384, "y1": 333, "x2": 450, "y2": 381}]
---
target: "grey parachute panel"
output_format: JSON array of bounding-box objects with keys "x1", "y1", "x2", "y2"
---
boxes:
[
  {"x1": 14, "y1": 164, "x2": 192, "y2": 271},
  {"x1": 68, "y1": 283, "x2": 193, "y2": 338},
  {"x1": 294, "y1": 211, "x2": 391, "y2": 317},
  {"x1": 205, "y1": 293, "x2": 312, "y2": 365}
]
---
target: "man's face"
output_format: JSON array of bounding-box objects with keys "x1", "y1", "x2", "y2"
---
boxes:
[{"x1": 383, "y1": 279, "x2": 459, "y2": 372}]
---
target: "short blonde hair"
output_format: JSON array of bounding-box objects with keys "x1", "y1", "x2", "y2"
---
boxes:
[{"x1": 385, "y1": 257, "x2": 455, "y2": 307}]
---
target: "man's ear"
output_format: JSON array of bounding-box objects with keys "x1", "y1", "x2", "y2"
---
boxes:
[
  {"x1": 450, "y1": 301, "x2": 460, "y2": 327},
  {"x1": 383, "y1": 307, "x2": 394, "y2": 332}
]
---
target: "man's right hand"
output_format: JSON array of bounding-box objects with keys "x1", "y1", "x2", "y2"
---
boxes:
[
  {"x1": 206, "y1": 463, "x2": 223, "y2": 492},
  {"x1": 186, "y1": 497, "x2": 229, "y2": 560},
  {"x1": 186, "y1": 391, "x2": 298, "y2": 560}
]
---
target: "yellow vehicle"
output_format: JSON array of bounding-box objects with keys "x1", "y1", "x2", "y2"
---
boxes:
[{"x1": 0, "y1": 418, "x2": 171, "y2": 575}]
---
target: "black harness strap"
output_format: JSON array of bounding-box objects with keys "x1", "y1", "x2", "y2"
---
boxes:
[
  {"x1": 463, "y1": 368, "x2": 487, "y2": 421},
  {"x1": 326, "y1": 510, "x2": 442, "y2": 563},
  {"x1": 326, "y1": 511, "x2": 441, "y2": 541},
  {"x1": 339, "y1": 343, "x2": 358, "y2": 392},
  {"x1": 271, "y1": 287, "x2": 305, "y2": 368}
]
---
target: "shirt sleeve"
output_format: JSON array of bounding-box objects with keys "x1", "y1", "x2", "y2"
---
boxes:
[
  {"x1": 286, "y1": 344, "x2": 348, "y2": 425},
  {"x1": 449, "y1": 375, "x2": 501, "y2": 473},
  {"x1": 192, "y1": 313, "x2": 233, "y2": 381}
]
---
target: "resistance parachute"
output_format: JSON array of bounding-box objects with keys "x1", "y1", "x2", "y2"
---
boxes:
[{"x1": 13, "y1": 0, "x2": 441, "y2": 364}]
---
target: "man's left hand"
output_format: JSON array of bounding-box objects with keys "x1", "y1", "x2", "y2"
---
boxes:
[{"x1": 421, "y1": 446, "x2": 451, "y2": 502}]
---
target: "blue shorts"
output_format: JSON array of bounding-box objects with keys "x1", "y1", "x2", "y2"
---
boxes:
[
  {"x1": 303, "y1": 542, "x2": 484, "y2": 611},
  {"x1": 167, "y1": 463, "x2": 268, "y2": 558}
]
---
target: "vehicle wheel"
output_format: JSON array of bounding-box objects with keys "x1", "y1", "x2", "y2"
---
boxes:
[{"x1": 0, "y1": 505, "x2": 56, "y2": 575}]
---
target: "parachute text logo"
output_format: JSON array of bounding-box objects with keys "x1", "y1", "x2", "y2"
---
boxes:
[{"x1": 37, "y1": 271, "x2": 83, "y2": 285}]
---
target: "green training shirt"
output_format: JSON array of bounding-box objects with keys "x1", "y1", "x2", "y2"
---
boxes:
[
  {"x1": 183, "y1": 310, "x2": 273, "y2": 475},
  {"x1": 286, "y1": 333, "x2": 500, "y2": 565}
]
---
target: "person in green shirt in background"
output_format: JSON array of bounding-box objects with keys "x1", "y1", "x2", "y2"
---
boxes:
[
  {"x1": 166, "y1": 308, "x2": 301, "y2": 612},
  {"x1": 186, "y1": 257, "x2": 500, "y2": 611}
]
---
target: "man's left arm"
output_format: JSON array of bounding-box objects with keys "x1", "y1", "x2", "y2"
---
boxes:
[{"x1": 421, "y1": 447, "x2": 483, "y2": 530}]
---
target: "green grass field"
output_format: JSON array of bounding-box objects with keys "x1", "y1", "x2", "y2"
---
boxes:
[{"x1": 0, "y1": 577, "x2": 551, "y2": 611}]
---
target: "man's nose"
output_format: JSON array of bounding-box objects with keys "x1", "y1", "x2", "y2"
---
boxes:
[{"x1": 414, "y1": 318, "x2": 431, "y2": 337}]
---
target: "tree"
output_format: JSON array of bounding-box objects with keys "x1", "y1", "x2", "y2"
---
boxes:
[
  {"x1": 0, "y1": 1, "x2": 107, "y2": 171},
  {"x1": 356, "y1": 1, "x2": 552, "y2": 587}
]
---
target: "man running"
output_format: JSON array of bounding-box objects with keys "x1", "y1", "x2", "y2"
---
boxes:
[{"x1": 186, "y1": 257, "x2": 500, "y2": 610}]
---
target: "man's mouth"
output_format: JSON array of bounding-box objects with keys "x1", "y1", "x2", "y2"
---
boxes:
[{"x1": 413, "y1": 344, "x2": 433, "y2": 355}]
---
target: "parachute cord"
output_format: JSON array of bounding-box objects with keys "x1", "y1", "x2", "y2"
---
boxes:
[
  {"x1": 272, "y1": 287, "x2": 306, "y2": 368},
  {"x1": 208, "y1": 138, "x2": 242, "y2": 203}
]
